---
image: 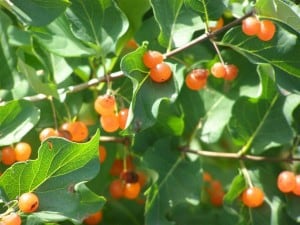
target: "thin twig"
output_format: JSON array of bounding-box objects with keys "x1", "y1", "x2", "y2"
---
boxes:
[{"x1": 181, "y1": 147, "x2": 299, "y2": 162}]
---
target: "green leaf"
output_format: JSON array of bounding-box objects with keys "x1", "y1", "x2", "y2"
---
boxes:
[
  {"x1": 224, "y1": 174, "x2": 246, "y2": 204},
  {"x1": 228, "y1": 65, "x2": 298, "y2": 154},
  {"x1": 256, "y1": 0, "x2": 300, "y2": 33},
  {"x1": 199, "y1": 89, "x2": 235, "y2": 143},
  {"x1": 150, "y1": 0, "x2": 204, "y2": 48},
  {"x1": 0, "y1": 131, "x2": 104, "y2": 222},
  {"x1": 0, "y1": 100, "x2": 40, "y2": 146},
  {"x1": 184, "y1": 0, "x2": 226, "y2": 20},
  {"x1": 7, "y1": 0, "x2": 70, "y2": 26},
  {"x1": 18, "y1": 57, "x2": 59, "y2": 99},
  {"x1": 32, "y1": 15, "x2": 95, "y2": 57},
  {"x1": 121, "y1": 45, "x2": 183, "y2": 131},
  {"x1": 144, "y1": 138, "x2": 202, "y2": 225},
  {"x1": 65, "y1": 0, "x2": 128, "y2": 56},
  {"x1": 221, "y1": 24, "x2": 300, "y2": 77}
]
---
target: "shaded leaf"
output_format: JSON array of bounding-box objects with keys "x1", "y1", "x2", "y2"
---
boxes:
[
  {"x1": 8, "y1": 0, "x2": 70, "y2": 26},
  {"x1": 228, "y1": 65, "x2": 298, "y2": 154},
  {"x1": 144, "y1": 138, "x2": 202, "y2": 225},
  {"x1": 65, "y1": 0, "x2": 128, "y2": 56},
  {"x1": 0, "y1": 100, "x2": 40, "y2": 146},
  {"x1": 151, "y1": 0, "x2": 204, "y2": 48}
]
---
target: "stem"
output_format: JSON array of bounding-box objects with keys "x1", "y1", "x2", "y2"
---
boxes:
[
  {"x1": 239, "y1": 160, "x2": 253, "y2": 188},
  {"x1": 48, "y1": 96, "x2": 58, "y2": 130},
  {"x1": 210, "y1": 40, "x2": 225, "y2": 64},
  {"x1": 181, "y1": 147, "x2": 300, "y2": 162}
]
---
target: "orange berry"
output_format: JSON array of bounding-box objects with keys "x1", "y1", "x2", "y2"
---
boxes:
[
  {"x1": 94, "y1": 94, "x2": 116, "y2": 116},
  {"x1": 100, "y1": 114, "x2": 120, "y2": 133},
  {"x1": 110, "y1": 159, "x2": 123, "y2": 176},
  {"x1": 224, "y1": 64, "x2": 239, "y2": 81},
  {"x1": 84, "y1": 211, "x2": 103, "y2": 225},
  {"x1": 277, "y1": 171, "x2": 296, "y2": 193},
  {"x1": 98, "y1": 146, "x2": 107, "y2": 163},
  {"x1": 118, "y1": 108, "x2": 129, "y2": 130},
  {"x1": 257, "y1": 20, "x2": 276, "y2": 41},
  {"x1": 18, "y1": 192, "x2": 39, "y2": 213},
  {"x1": 211, "y1": 62, "x2": 226, "y2": 78},
  {"x1": 39, "y1": 128, "x2": 59, "y2": 141},
  {"x1": 149, "y1": 62, "x2": 172, "y2": 83},
  {"x1": 123, "y1": 182, "x2": 141, "y2": 199},
  {"x1": 143, "y1": 50, "x2": 164, "y2": 68},
  {"x1": 185, "y1": 69, "x2": 209, "y2": 90},
  {"x1": 1, "y1": 213, "x2": 21, "y2": 225},
  {"x1": 1, "y1": 146, "x2": 16, "y2": 166},
  {"x1": 109, "y1": 179, "x2": 124, "y2": 199},
  {"x1": 242, "y1": 16, "x2": 260, "y2": 36},
  {"x1": 292, "y1": 175, "x2": 300, "y2": 196},
  {"x1": 242, "y1": 187, "x2": 264, "y2": 208},
  {"x1": 14, "y1": 142, "x2": 32, "y2": 162},
  {"x1": 61, "y1": 121, "x2": 89, "y2": 142}
]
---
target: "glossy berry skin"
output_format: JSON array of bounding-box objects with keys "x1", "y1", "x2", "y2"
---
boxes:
[
  {"x1": 292, "y1": 175, "x2": 300, "y2": 196},
  {"x1": 18, "y1": 192, "x2": 39, "y2": 213},
  {"x1": 118, "y1": 108, "x2": 129, "y2": 130},
  {"x1": 277, "y1": 171, "x2": 296, "y2": 193},
  {"x1": 94, "y1": 94, "x2": 116, "y2": 116},
  {"x1": 224, "y1": 64, "x2": 239, "y2": 81},
  {"x1": 99, "y1": 146, "x2": 107, "y2": 163},
  {"x1": 185, "y1": 69, "x2": 209, "y2": 90},
  {"x1": 1, "y1": 146, "x2": 16, "y2": 166},
  {"x1": 84, "y1": 211, "x2": 103, "y2": 225},
  {"x1": 39, "y1": 128, "x2": 59, "y2": 141},
  {"x1": 242, "y1": 16, "x2": 260, "y2": 36},
  {"x1": 242, "y1": 187, "x2": 264, "y2": 208},
  {"x1": 143, "y1": 50, "x2": 164, "y2": 68},
  {"x1": 100, "y1": 114, "x2": 120, "y2": 133},
  {"x1": 15, "y1": 142, "x2": 32, "y2": 162},
  {"x1": 257, "y1": 20, "x2": 276, "y2": 41},
  {"x1": 1, "y1": 213, "x2": 22, "y2": 225},
  {"x1": 123, "y1": 182, "x2": 141, "y2": 199},
  {"x1": 109, "y1": 179, "x2": 124, "y2": 199},
  {"x1": 211, "y1": 62, "x2": 226, "y2": 78},
  {"x1": 149, "y1": 62, "x2": 172, "y2": 83},
  {"x1": 61, "y1": 121, "x2": 89, "y2": 142}
]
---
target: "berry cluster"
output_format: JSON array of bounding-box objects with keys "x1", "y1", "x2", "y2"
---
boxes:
[
  {"x1": 1, "y1": 142, "x2": 32, "y2": 166},
  {"x1": 94, "y1": 94, "x2": 129, "y2": 133},
  {"x1": 143, "y1": 50, "x2": 172, "y2": 83},
  {"x1": 0, "y1": 192, "x2": 39, "y2": 225},
  {"x1": 203, "y1": 172, "x2": 225, "y2": 207},
  {"x1": 242, "y1": 16, "x2": 276, "y2": 41},
  {"x1": 277, "y1": 170, "x2": 300, "y2": 195}
]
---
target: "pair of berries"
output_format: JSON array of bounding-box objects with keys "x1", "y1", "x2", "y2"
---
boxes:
[
  {"x1": 1, "y1": 142, "x2": 32, "y2": 166},
  {"x1": 242, "y1": 16, "x2": 276, "y2": 41},
  {"x1": 39, "y1": 121, "x2": 89, "y2": 142},
  {"x1": 109, "y1": 170, "x2": 142, "y2": 200},
  {"x1": 277, "y1": 170, "x2": 300, "y2": 195},
  {"x1": 143, "y1": 50, "x2": 172, "y2": 83},
  {"x1": 94, "y1": 94, "x2": 129, "y2": 133},
  {"x1": 211, "y1": 62, "x2": 239, "y2": 81}
]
